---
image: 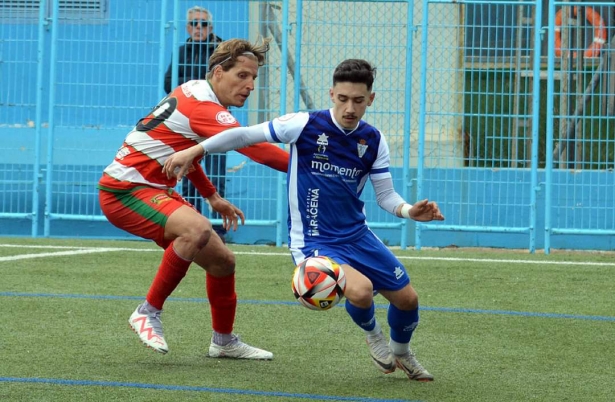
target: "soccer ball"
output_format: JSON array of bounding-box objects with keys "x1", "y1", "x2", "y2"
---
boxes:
[{"x1": 291, "y1": 256, "x2": 346, "y2": 311}]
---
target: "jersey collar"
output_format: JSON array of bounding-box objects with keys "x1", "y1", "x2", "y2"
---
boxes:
[{"x1": 329, "y1": 108, "x2": 359, "y2": 135}]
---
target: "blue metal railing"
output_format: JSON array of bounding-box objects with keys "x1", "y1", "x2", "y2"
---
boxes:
[{"x1": 1, "y1": 0, "x2": 615, "y2": 252}]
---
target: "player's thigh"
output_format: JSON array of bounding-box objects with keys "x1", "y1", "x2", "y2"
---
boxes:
[
  {"x1": 99, "y1": 187, "x2": 187, "y2": 248},
  {"x1": 340, "y1": 264, "x2": 374, "y2": 306},
  {"x1": 164, "y1": 204, "x2": 212, "y2": 241},
  {"x1": 293, "y1": 246, "x2": 375, "y2": 305}
]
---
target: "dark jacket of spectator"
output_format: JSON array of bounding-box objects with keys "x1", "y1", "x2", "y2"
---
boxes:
[{"x1": 164, "y1": 33, "x2": 224, "y2": 94}]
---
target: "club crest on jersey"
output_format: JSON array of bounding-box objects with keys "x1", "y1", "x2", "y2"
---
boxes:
[
  {"x1": 216, "y1": 111, "x2": 237, "y2": 125},
  {"x1": 317, "y1": 133, "x2": 329, "y2": 154},
  {"x1": 357, "y1": 139, "x2": 368, "y2": 158},
  {"x1": 181, "y1": 84, "x2": 193, "y2": 97},
  {"x1": 150, "y1": 194, "x2": 172, "y2": 205}
]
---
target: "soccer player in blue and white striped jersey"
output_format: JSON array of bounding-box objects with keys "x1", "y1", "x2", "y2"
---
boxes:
[{"x1": 163, "y1": 59, "x2": 445, "y2": 381}]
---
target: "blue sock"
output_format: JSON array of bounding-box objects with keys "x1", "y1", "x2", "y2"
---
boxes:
[
  {"x1": 388, "y1": 304, "x2": 419, "y2": 344},
  {"x1": 345, "y1": 300, "x2": 377, "y2": 332}
]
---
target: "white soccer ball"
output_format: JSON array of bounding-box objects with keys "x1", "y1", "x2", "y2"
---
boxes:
[{"x1": 291, "y1": 256, "x2": 346, "y2": 311}]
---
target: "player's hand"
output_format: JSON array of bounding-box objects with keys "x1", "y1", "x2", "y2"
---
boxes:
[
  {"x1": 207, "y1": 193, "x2": 245, "y2": 232},
  {"x1": 163, "y1": 147, "x2": 202, "y2": 181},
  {"x1": 407, "y1": 199, "x2": 445, "y2": 222}
]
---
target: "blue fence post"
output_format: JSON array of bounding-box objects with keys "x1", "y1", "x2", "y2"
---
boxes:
[
  {"x1": 400, "y1": 0, "x2": 416, "y2": 250},
  {"x1": 33, "y1": 0, "x2": 49, "y2": 237},
  {"x1": 528, "y1": 0, "x2": 543, "y2": 254},
  {"x1": 170, "y1": 0, "x2": 180, "y2": 95},
  {"x1": 274, "y1": 0, "x2": 291, "y2": 248},
  {"x1": 544, "y1": 0, "x2": 557, "y2": 254},
  {"x1": 44, "y1": 0, "x2": 60, "y2": 237},
  {"x1": 157, "y1": 0, "x2": 169, "y2": 98},
  {"x1": 415, "y1": 0, "x2": 431, "y2": 250}
]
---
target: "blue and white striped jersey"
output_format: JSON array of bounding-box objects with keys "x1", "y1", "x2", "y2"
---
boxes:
[{"x1": 264, "y1": 109, "x2": 393, "y2": 248}]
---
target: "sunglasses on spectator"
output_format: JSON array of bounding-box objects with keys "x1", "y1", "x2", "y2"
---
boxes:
[{"x1": 189, "y1": 20, "x2": 210, "y2": 28}]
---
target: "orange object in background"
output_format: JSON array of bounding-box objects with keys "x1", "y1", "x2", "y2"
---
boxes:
[{"x1": 554, "y1": 6, "x2": 607, "y2": 58}]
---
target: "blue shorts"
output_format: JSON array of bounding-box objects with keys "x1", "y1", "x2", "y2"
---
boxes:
[{"x1": 290, "y1": 230, "x2": 410, "y2": 291}]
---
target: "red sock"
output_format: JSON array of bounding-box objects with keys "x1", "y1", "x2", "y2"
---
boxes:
[
  {"x1": 146, "y1": 244, "x2": 191, "y2": 310},
  {"x1": 206, "y1": 272, "x2": 237, "y2": 334}
]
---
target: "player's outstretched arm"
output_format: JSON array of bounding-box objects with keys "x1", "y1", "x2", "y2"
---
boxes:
[
  {"x1": 163, "y1": 123, "x2": 272, "y2": 181},
  {"x1": 397, "y1": 199, "x2": 445, "y2": 222}
]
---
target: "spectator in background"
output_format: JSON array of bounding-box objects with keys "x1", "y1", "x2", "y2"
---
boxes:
[
  {"x1": 164, "y1": 6, "x2": 222, "y2": 93},
  {"x1": 165, "y1": 6, "x2": 228, "y2": 241}
]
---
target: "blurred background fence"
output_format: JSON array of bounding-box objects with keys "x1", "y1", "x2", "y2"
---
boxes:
[{"x1": 1, "y1": 0, "x2": 614, "y2": 253}]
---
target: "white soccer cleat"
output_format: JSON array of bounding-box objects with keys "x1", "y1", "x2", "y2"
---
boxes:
[
  {"x1": 394, "y1": 349, "x2": 434, "y2": 382},
  {"x1": 128, "y1": 305, "x2": 169, "y2": 354},
  {"x1": 208, "y1": 334, "x2": 273, "y2": 360},
  {"x1": 366, "y1": 332, "x2": 396, "y2": 373}
]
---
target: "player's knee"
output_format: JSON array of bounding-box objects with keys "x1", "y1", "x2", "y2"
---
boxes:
[
  {"x1": 391, "y1": 286, "x2": 419, "y2": 310},
  {"x1": 219, "y1": 250, "x2": 236, "y2": 273},
  {"x1": 207, "y1": 249, "x2": 236, "y2": 276},
  {"x1": 396, "y1": 297, "x2": 418, "y2": 311},
  {"x1": 347, "y1": 281, "x2": 374, "y2": 307},
  {"x1": 184, "y1": 221, "x2": 213, "y2": 249}
]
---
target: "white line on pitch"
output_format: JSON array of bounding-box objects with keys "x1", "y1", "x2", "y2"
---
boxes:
[
  {"x1": 0, "y1": 248, "x2": 155, "y2": 262},
  {"x1": 1, "y1": 244, "x2": 614, "y2": 267},
  {"x1": 0, "y1": 244, "x2": 92, "y2": 249},
  {"x1": 393, "y1": 255, "x2": 615, "y2": 267},
  {"x1": 0, "y1": 244, "x2": 159, "y2": 250}
]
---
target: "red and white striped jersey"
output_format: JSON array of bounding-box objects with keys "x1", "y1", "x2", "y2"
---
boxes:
[{"x1": 99, "y1": 80, "x2": 289, "y2": 197}]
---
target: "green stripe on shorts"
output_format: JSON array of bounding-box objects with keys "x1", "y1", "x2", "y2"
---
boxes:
[{"x1": 116, "y1": 189, "x2": 170, "y2": 227}]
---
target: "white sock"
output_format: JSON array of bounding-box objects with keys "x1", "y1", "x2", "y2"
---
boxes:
[
  {"x1": 139, "y1": 301, "x2": 161, "y2": 314},
  {"x1": 212, "y1": 331, "x2": 234, "y2": 346},
  {"x1": 389, "y1": 339, "x2": 410, "y2": 356},
  {"x1": 365, "y1": 322, "x2": 383, "y2": 337}
]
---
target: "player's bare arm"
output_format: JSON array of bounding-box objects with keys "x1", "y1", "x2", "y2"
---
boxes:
[{"x1": 207, "y1": 192, "x2": 245, "y2": 231}]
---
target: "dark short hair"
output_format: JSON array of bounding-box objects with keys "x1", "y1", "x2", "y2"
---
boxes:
[{"x1": 332, "y1": 59, "x2": 376, "y2": 91}]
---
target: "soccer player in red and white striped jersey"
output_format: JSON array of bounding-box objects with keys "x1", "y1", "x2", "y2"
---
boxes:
[{"x1": 98, "y1": 38, "x2": 287, "y2": 359}]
